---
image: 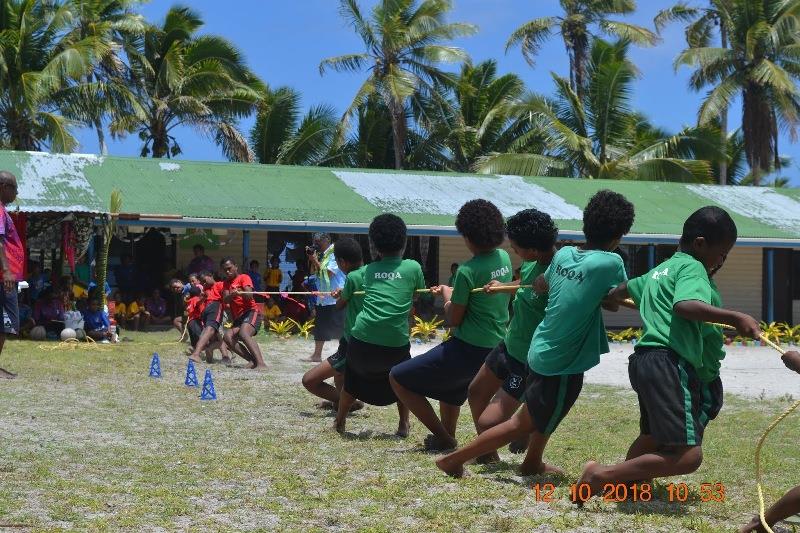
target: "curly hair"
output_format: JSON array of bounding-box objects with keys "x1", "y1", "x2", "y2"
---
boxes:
[
  {"x1": 334, "y1": 237, "x2": 363, "y2": 265},
  {"x1": 506, "y1": 209, "x2": 558, "y2": 251},
  {"x1": 369, "y1": 213, "x2": 407, "y2": 254},
  {"x1": 582, "y1": 190, "x2": 635, "y2": 245},
  {"x1": 680, "y1": 206, "x2": 737, "y2": 247},
  {"x1": 455, "y1": 199, "x2": 505, "y2": 249}
]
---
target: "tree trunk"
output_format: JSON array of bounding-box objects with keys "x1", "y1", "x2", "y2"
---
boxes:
[
  {"x1": 572, "y1": 36, "x2": 589, "y2": 101},
  {"x1": 95, "y1": 118, "x2": 108, "y2": 156},
  {"x1": 387, "y1": 98, "x2": 406, "y2": 170},
  {"x1": 742, "y1": 83, "x2": 775, "y2": 187},
  {"x1": 718, "y1": 24, "x2": 728, "y2": 185},
  {"x1": 150, "y1": 121, "x2": 169, "y2": 158}
]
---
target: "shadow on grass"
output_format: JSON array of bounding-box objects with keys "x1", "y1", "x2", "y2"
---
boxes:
[{"x1": 339, "y1": 429, "x2": 406, "y2": 441}]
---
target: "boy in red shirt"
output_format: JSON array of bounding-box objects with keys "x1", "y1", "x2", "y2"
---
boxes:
[
  {"x1": 221, "y1": 258, "x2": 267, "y2": 370},
  {"x1": 184, "y1": 286, "x2": 204, "y2": 349},
  {"x1": 188, "y1": 271, "x2": 225, "y2": 364}
]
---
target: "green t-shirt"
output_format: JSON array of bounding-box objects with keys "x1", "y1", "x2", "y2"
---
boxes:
[
  {"x1": 528, "y1": 246, "x2": 627, "y2": 376},
  {"x1": 504, "y1": 261, "x2": 548, "y2": 363},
  {"x1": 340, "y1": 266, "x2": 366, "y2": 340},
  {"x1": 699, "y1": 279, "x2": 725, "y2": 383},
  {"x1": 351, "y1": 257, "x2": 425, "y2": 347},
  {"x1": 451, "y1": 249, "x2": 513, "y2": 348},
  {"x1": 627, "y1": 252, "x2": 714, "y2": 378}
]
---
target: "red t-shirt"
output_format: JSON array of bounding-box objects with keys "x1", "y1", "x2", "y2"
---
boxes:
[
  {"x1": 204, "y1": 281, "x2": 223, "y2": 302},
  {"x1": 223, "y1": 274, "x2": 258, "y2": 319},
  {"x1": 0, "y1": 204, "x2": 24, "y2": 281},
  {"x1": 185, "y1": 296, "x2": 203, "y2": 321}
]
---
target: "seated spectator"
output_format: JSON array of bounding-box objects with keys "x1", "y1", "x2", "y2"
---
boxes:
[
  {"x1": 264, "y1": 256, "x2": 282, "y2": 292},
  {"x1": 264, "y1": 296, "x2": 282, "y2": 322},
  {"x1": 33, "y1": 289, "x2": 65, "y2": 333},
  {"x1": 117, "y1": 294, "x2": 141, "y2": 331},
  {"x1": 18, "y1": 291, "x2": 34, "y2": 336},
  {"x1": 28, "y1": 263, "x2": 50, "y2": 301},
  {"x1": 247, "y1": 260, "x2": 263, "y2": 292},
  {"x1": 82, "y1": 299, "x2": 113, "y2": 342},
  {"x1": 145, "y1": 289, "x2": 171, "y2": 326}
]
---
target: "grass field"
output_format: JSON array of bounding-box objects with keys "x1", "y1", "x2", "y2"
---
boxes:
[{"x1": 0, "y1": 332, "x2": 798, "y2": 532}]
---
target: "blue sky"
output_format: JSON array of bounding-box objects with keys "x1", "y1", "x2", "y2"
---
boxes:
[{"x1": 74, "y1": 0, "x2": 800, "y2": 186}]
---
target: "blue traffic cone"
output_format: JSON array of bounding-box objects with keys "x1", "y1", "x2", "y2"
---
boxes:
[
  {"x1": 185, "y1": 359, "x2": 198, "y2": 387},
  {"x1": 200, "y1": 369, "x2": 217, "y2": 400},
  {"x1": 149, "y1": 353, "x2": 162, "y2": 378}
]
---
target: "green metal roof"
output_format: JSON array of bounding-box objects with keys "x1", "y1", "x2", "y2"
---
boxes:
[{"x1": 1, "y1": 150, "x2": 799, "y2": 244}]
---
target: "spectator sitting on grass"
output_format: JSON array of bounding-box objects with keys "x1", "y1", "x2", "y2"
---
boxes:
[
  {"x1": 82, "y1": 298, "x2": 112, "y2": 342},
  {"x1": 118, "y1": 294, "x2": 141, "y2": 331},
  {"x1": 145, "y1": 289, "x2": 171, "y2": 326},
  {"x1": 33, "y1": 289, "x2": 64, "y2": 333},
  {"x1": 136, "y1": 294, "x2": 151, "y2": 330},
  {"x1": 264, "y1": 296, "x2": 282, "y2": 322}
]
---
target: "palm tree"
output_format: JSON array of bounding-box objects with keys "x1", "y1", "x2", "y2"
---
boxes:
[
  {"x1": 319, "y1": 0, "x2": 477, "y2": 169},
  {"x1": 112, "y1": 6, "x2": 263, "y2": 161},
  {"x1": 673, "y1": 0, "x2": 800, "y2": 185},
  {"x1": 0, "y1": 0, "x2": 109, "y2": 152},
  {"x1": 506, "y1": 0, "x2": 657, "y2": 98},
  {"x1": 417, "y1": 60, "x2": 546, "y2": 172},
  {"x1": 250, "y1": 86, "x2": 340, "y2": 166},
  {"x1": 63, "y1": 0, "x2": 146, "y2": 155},
  {"x1": 655, "y1": 2, "x2": 730, "y2": 184},
  {"x1": 479, "y1": 39, "x2": 724, "y2": 181}
]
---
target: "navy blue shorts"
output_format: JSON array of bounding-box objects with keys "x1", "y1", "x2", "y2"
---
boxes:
[
  {"x1": 484, "y1": 342, "x2": 528, "y2": 401},
  {"x1": 0, "y1": 283, "x2": 19, "y2": 335},
  {"x1": 390, "y1": 336, "x2": 492, "y2": 406},
  {"x1": 327, "y1": 337, "x2": 348, "y2": 372},
  {"x1": 201, "y1": 301, "x2": 223, "y2": 330}
]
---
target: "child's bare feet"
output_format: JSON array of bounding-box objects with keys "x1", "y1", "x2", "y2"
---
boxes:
[
  {"x1": 334, "y1": 417, "x2": 346, "y2": 434},
  {"x1": 205, "y1": 351, "x2": 214, "y2": 364},
  {"x1": 251, "y1": 363, "x2": 268, "y2": 371},
  {"x1": 423, "y1": 434, "x2": 457, "y2": 452},
  {"x1": 222, "y1": 356, "x2": 232, "y2": 366},
  {"x1": 396, "y1": 420, "x2": 410, "y2": 438},
  {"x1": 0, "y1": 367, "x2": 17, "y2": 379},
  {"x1": 476, "y1": 452, "x2": 501, "y2": 465},
  {"x1": 435, "y1": 455, "x2": 465, "y2": 478},
  {"x1": 518, "y1": 461, "x2": 564, "y2": 476},
  {"x1": 509, "y1": 435, "x2": 530, "y2": 454},
  {"x1": 739, "y1": 516, "x2": 767, "y2": 533},
  {"x1": 188, "y1": 354, "x2": 202, "y2": 364},
  {"x1": 574, "y1": 461, "x2": 604, "y2": 503}
]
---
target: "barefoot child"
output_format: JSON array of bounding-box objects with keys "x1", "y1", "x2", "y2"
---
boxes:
[
  {"x1": 391, "y1": 199, "x2": 513, "y2": 452},
  {"x1": 740, "y1": 350, "x2": 800, "y2": 533},
  {"x1": 335, "y1": 214, "x2": 425, "y2": 436},
  {"x1": 221, "y1": 258, "x2": 267, "y2": 370},
  {"x1": 188, "y1": 271, "x2": 225, "y2": 365},
  {"x1": 466, "y1": 209, "x2": 558, "y2": 460},
  {"x1": 578, "y1": 206, "x2": 762, "y2": 497},
  {"x1": 302, "y1": 238, "x2": 365, "y2": 408},
  {"x1": 436, "y1": 190, "x2": 635, "y2": 477}
]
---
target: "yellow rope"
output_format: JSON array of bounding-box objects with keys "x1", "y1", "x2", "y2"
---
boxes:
[{"x1": 36, "y1": 336, "x2": 114, "y2": 352}]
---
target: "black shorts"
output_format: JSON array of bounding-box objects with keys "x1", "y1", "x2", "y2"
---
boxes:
[
  {"x1": 485, "y1": 342, "x2": 528, "y2": 401},
  {"x1": 0, "y1": 284, "x2": 19, "y2": 335},
  {"x1": 524, "y1": 370, "x2": 584, "y2": 436},
  {"x1": 187, "y1": 319, "x2": 203, "y2": 347},
  {"x1": 233, "y1": 309, "x2": 261, "y2": 334},
  {"x1": 629, "y1": 348, "x2": 723, "y2": 447},
  {"x1": 327, "y1": 337, "x2": 348, "y2": 373},
  {"x1": 201, "y1": 301, "x2": 223, "y2": 330},
  {"x1": 314, "y1": 304, "x2": 345, "y2": 341},
  {"x1": 345, "y1": 336, "x2": 410, "y2": 406},
  {"x1": 389, "y1": 337, "x2": 491, "y2": 406}
]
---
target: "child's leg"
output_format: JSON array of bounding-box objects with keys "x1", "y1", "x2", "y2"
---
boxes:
[
  {"x1": 467, "y1": 364, "x2": 503, "y2": 432},
  {"x1": 396, "y1": 401, "x2": 410, "y2": 437},
  {"x1": 518, "y1": 431, "x2": 563, "y2": 475},
  {"x1": 131, "y1": 314, "x2": 140, "y2": 331},
  {"x1": 334, "y1": 388, "x2": 357, "y2": 433},
  {"x1": 238, "y1": 323, "x2": 266, "y2": 369},
  {"x1": 302, "y1": 360, "x2": 340, "y2": 404},
  {"x1": 190, "y1": 326, "x2": 220, "y2": 363},
  {"x1": 173, "y1": 316, "x2": 183, "y2": 333},
  {"x1": 740, "y1": 485, "x2": 800, "y2": 533},
  {"x1": 578, "y1": 445, "x2": 703, "y2": 494},
  {"x1": 436, "y1": 407, "x2": 534, "y2": 478},
  {"x1": 390, "y1": 375, "x2": 456, "y2": 449},
  {"x1": 440, "y1": 403, "x2": 460, "y2": 438}
]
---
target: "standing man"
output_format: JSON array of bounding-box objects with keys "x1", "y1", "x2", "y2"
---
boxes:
[
  {"x1": 187, "y1": 244, "x2": 215, "y2": 276},
  {"x1": 305, "y1": 233, "x2": 345, "y2": 363},
  {"x1": 0, "y1": 171, "x2": 24, "y2": 379}
]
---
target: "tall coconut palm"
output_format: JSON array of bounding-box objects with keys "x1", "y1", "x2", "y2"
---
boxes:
[
  {"x1": 507, "y1": 0, "x2": 657, "y2": 98},
  {"x1": 250, "y1": 86, "x2": 340, "y2": 166},
  {"x1": 62, "y1": 0, "x2": 146, "y2": 155},
  {"x1": 673, "y1": 0, "x2": 800, "y2": 185},
  {"x1": 655, "y1": 2, "x2": 731, "y2": 184},
  {"x1": 417, "y1": 60, "x2": 546, "y2": 172},
  {"x1": 0, "y1": 0, "x2": 109, "y2": 152},
  {"x1": 479, "y1": 39, "x2": 724, "y2": 181},
  {"x1": 112, "y1": 6, "x2": 263, "y2": 161},
  {"x1": 319, "y1": 0, "x2": 477, "y2": 169}
]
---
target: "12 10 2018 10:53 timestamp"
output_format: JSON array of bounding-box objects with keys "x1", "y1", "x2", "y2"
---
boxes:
[{"x1": 533, "y1": 482, "x2": 726, "y2": 503}]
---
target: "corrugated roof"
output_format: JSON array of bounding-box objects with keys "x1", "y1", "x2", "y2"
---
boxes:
[{"x1": 1, "y1": 149, "x2": 799, "y2": 242}]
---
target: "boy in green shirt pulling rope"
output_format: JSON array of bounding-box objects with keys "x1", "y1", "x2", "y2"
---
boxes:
[
  {"x1": 578, "y1": 206, "x2": 763, "y2": 499},
  {"x1": 466, "y1": 208, "x2": 557, "y2": 464}
]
